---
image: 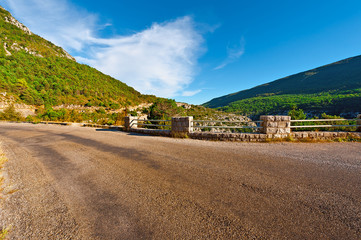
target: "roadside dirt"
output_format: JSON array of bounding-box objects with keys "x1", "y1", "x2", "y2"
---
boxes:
[{"x1": 0, "y1": 122, "x2": 360, "y2": 239}]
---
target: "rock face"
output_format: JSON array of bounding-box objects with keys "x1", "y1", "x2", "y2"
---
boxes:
[
  {"x1": 61, "y1": 49, "x2": 76, "y2": 61},
  {"x1": 1, "y1": 7, "x2": 76, "y2": 61},
  {"x1": 4, "y1": 15, "x2": 32, "y2": 35}
]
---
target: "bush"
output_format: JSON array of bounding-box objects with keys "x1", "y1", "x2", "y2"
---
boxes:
[
  {"x1": 288, "y1": 107, "x2": 306, "y2": 120},
  {"x1": 149, "y1": 98, "x2": 185, "y2": 120},
  {"x1": 0, "y1": 105, "x2": 24, "y2": 121}
]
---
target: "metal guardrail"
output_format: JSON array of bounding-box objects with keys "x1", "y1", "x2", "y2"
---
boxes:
[
  {"x1": 290, "y1": 118, "x2": 357, "y2": 122},
  {"x1": 290, "y1": 118, "x2": 359, "y2": 129},
  {"x1": 136, "y1": 119, "x2": 171, "y2": 129},
  {"x1": 129, "y1": 116, "x2": 360, "y2": 133},
  {"x1": 193, "y1": 119, "x2": 262, "y2": 132},
  {"x1": 194, "y1": 120, "x2": 262, "y2": 123}
]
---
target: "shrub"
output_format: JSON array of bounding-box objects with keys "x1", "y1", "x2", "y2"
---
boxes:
[{"x1": 0, "y1": 105, "x2": 24, "y2": 121}]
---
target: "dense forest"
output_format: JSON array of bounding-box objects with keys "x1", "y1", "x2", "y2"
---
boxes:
[
  {"x1": 0, "y1": 6, "x2": 156, "y2": 108},
  {"x1": 220, "y1": 89, "x2": 361, "y2": 117},
  {"x1": 204, "y1": 54, "x2": 361, "y2": 117}
]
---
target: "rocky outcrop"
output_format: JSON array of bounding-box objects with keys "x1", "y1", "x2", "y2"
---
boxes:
[
  {"x1": 3, "y1": 42, "x2": 11, "y2": 56},
  {"x1": 4, "y1": 15, "x2": 32, "y2": 35},
  {"x1": 61, "y1": 49, "x2": 76, "y2": 61},
  {"x1": 10, "y1": 42, "x2": 43, "y2": 57},
  {"x1": 2, "y1": 10, "x2": 75, "y2": 61}
]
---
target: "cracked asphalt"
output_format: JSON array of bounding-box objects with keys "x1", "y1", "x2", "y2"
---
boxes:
[{"x1": 0, "y1": 122, "x2": 360, "y2": 239}]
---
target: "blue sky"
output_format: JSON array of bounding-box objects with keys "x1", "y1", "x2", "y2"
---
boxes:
[{"x1": 2, "y1": 0, "x2": 361, "y2": 104}]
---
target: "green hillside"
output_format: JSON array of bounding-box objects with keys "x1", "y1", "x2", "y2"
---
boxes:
[
  {"x1": 204, "y1": 55, "x2": 361, "y2": 116},
  {"x1": 0, "y1": 6, "x2": 155, "y2": 108}
]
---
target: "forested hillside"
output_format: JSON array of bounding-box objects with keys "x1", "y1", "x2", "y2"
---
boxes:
[
  {"x1": 204, "y1": 55, "x2": 361, "y2": 117},
  {"x1": 0, "y1": 6, "x2": 156, "y2": 108}
]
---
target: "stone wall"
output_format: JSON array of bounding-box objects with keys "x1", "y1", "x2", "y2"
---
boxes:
[
  {"x1": 291, "y1": 131, "x2": 361, "y2": 141},
  {"x1": 120, "y1": 115, "x2": 361, "y2": 142},
  {"x1": 260, "y1": 115, "x2": 291, "y2": 138},
  {"x1": 124, "y1": 116, "x2": 138, "y2": 130},
  {"x1": 128, "y1": 128, "x2": 171, "y2": 137},
  {"x1": 171, "y1": 117, "x2": 193, "y2": 136},
  {"x1": 189, "y1": 132, "x2": 267, "y2": 142}
]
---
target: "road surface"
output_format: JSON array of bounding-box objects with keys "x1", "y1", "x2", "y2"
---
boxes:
[{"x1": 0, "y1": 122, "x2": 360, "y2": 239}]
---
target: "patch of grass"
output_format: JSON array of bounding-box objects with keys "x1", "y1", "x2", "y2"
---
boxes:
[
  {"x1": 0, "y1": 149, "x2": 7, "y2": 197},
  {"x1": 0, "y1": 146, "x2": 10, "y2": 240},
  {"x1": 0, "y1": 227, "x2": 9, "y2": 240},
  {"x1": 171, "y1": 132, "x2": 189, "y2": 139}
]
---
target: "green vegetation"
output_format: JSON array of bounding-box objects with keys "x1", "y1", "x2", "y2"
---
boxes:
[
  {"x1": 288, "y1": 108, "x2": 357, "y2": 132},
  {"x1": 288, "y1": 107, "x2": 306, "y2": 120},
  {"x1": 0, "y1": 146, "x2": 9, "y2": 240},
  {"x1": 0, "y1": 7, "x2": 155, "y2": 108},
  {"x1": 147, "y1": 99, "x2": 184, "y2": 120},
  {"x1": 33, "y1": 107, "x2": 125, "y2": 125},
  {"x1": 219, "y1": 90, "x2": 361, "y2": 117},
  {"x1": 0, "y1": 104, "x2": 127, "y2": 125},
  {"x1": 0, "y1": 105, "x2": 23, "y2": 121},
  {"x1": 204, "y1": 54, "x2": 361, "y2": 117},
  {"x1": 141, "y1": 98, "x2": 230, "y2": 120},
  {"x1": 0, "y1": 227, "x2": 9, "y2": 240}
]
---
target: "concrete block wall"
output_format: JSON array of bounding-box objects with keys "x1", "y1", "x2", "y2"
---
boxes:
[
  {"x1": 124, "y1": 116, "x2": 138, "y2": 130},
  {"x1": 260, "y1": 115, "x2": 291, "y2": 138},
  {"x1": 171, "y1": 117, "x2": 193, "y2": 135}
]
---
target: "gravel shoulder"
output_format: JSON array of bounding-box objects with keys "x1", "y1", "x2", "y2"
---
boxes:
[{"x1": 0, "y1": 122, "x2": 360, "y2": 239}]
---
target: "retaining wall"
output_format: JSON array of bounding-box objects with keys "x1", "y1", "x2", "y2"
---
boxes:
[{"x1": 290, "y1": 131, "x2": 361, "y2": 140}]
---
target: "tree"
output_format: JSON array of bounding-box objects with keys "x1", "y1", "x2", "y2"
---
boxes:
[
  {"x1": 288, "y1": 107, "x2": 306, "y2": 120},
  {"x1": 149, "y1": 99, "x2": 184, "y2": 119},
  {"x1": 0, "y1": 105, "x2": 24, "y2": 121}
]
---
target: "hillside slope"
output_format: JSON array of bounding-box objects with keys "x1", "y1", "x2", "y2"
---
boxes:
[
  {"x1": 204, "y1": 55, "x2": 361, "y2": 116},
  {"x1": 0, "y1": 6, "x2": 155, "y2": 109}
]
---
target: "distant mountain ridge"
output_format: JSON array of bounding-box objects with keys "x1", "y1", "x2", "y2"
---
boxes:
[
  {"x1": 0, "y1": 6, "x2": 155, "y2": 109},
  {"x1": 203, "y1": 55, "x2": 361, "y2": 117}
]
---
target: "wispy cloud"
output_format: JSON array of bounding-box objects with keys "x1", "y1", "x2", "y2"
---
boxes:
[
  {"x1": 181, "y1": 89, "x2": 202, "y2": 97},
  {"x1": 2, "y1": 0, "x2": 205, "y2": 98},
  {"x1": 214, "y1": 38, "x2": 245, "y2": 70},
  {"x1": 80, "y1": 16, "x2": 204, "y2": 97}
]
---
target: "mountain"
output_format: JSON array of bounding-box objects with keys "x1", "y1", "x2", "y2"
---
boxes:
[
  {"x1": 203, "y1": 55, "x2": 361, "y2": 117},
  {"x1": 0, "y1": 6, "x2": 156, "y2": 109}
]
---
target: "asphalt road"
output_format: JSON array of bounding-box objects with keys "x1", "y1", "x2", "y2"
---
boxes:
[{"x1": 0, "y1": 122, "x2": 360, "y2": 239}]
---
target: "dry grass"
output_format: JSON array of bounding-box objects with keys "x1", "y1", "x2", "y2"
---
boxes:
[
  {"x1": 0, "y1": 145, "x2": 10, "y2": 240},
  {"x1": 0, "y1": 147, "x2": 7, "y2": 198},
  {"x1": 0, "y1": 227, "x2": 9, "y2": 240}
]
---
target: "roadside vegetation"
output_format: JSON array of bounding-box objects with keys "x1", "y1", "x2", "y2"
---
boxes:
[
  {"x1": 0, "y1": 145, "x2": 9, "y2": 240},
  {"x1": 288, "y1": 107, "x2": 358, "y2": 132},
  {"x1": 219, "y1": 90, "x2": 361, "y2": 117},
  {"x1": 0, "y1": 99, "x2": 231, "y2": 125},
  {"x1": 0, "y1": 7, "x2": 156, "y2": 109}
]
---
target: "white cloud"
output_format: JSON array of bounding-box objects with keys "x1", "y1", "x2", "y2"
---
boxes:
[
  {"x1": 181, "y1": 89, "x2": 202, "y2": 97},
  {"x1": 2, "y1": 0, "x2": 205, "y2": 98},
  {"x1": 214, "y1": 38, "x2": 245, "y2": 70},
  {"x1": 82, "y1": 16, "x2": 204, "y2": 97}
]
